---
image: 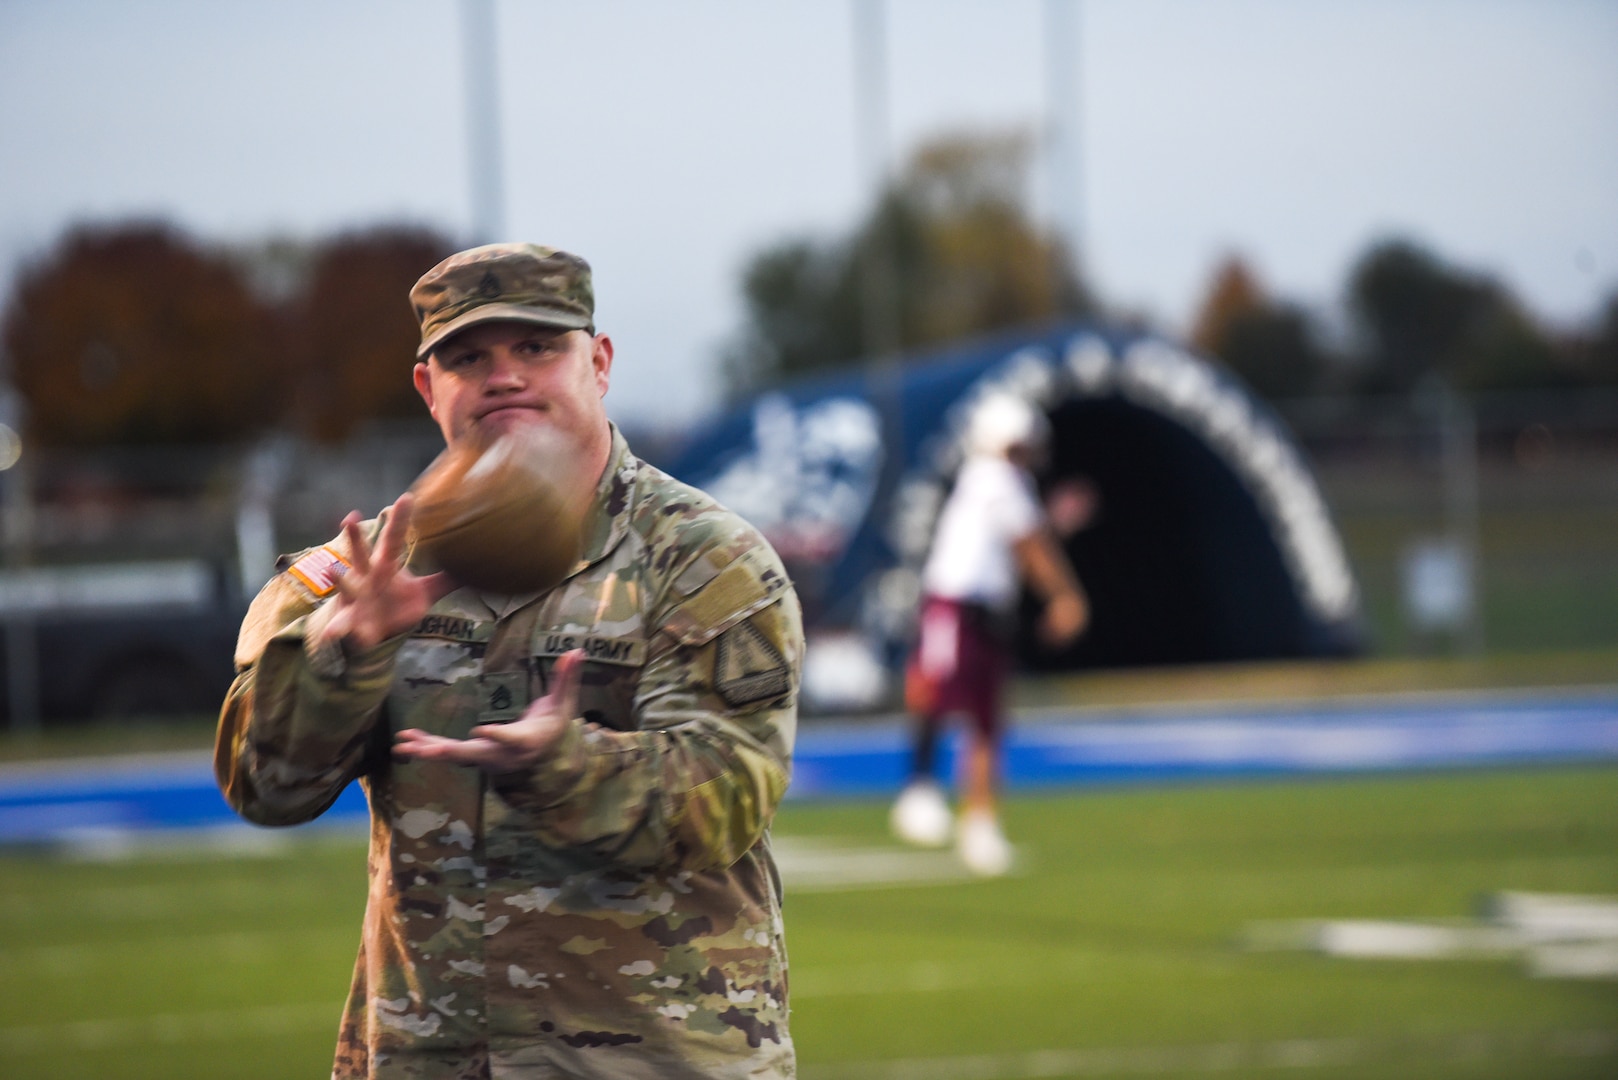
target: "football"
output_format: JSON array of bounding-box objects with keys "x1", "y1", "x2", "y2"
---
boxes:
[{"x1": 407, "y1": 426, "x2": 587, "y2": 593}]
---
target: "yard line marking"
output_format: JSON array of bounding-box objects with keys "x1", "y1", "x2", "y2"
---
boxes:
[
  {"x1": 1242, "y1": 891, "x2": 1618, "y2": 979},
  {"x1": 799, "y1": 1029, "x2": 1618, "y2": 1079},
  {"x1": 0, "y1": 927, "x2": 353, "y2": 975},
  {"x1": 774, "y1": 837, "x2": 980, "y2": 891},
  {"x1": 0, "y1": 1001, "x2": 343, "y2": 1055},
  {"x1": 792, "y1": 961, "x2": 991, "y2": 999}
]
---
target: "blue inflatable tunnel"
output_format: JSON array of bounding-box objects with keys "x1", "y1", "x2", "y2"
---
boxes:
[{"x1": 664, "y1": 323, "x2": 1362, "y2": 705}]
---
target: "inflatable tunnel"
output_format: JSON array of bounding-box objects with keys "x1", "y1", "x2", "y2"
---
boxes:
[{"x1": 665, "y1": 323, "x2": 1362, "y2": 702}]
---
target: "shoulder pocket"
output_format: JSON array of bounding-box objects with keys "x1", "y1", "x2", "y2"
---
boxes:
[
  {"x1": 233, "y1": 518, "x2": 378, "y2": 669},
  {"x1": 234, "y1": 572, "x2": 321, "y2": 669},
  {"x1": 663, "y1": 546, "x2": 790, "y2": 647}
]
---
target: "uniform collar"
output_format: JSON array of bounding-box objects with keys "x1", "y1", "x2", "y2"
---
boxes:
[
  {"x1": 457, "y1": 423, "x2": 637, "y2": 621},
  {"x1": 571, "y1": 421, "x2": 638, "y2": 576}
]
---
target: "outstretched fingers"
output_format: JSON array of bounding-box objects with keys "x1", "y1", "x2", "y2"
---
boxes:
[
  {"x1": 340, "y1": 510, "x2": 371, "y2": 577},
  {"x1": 394, "y1": 728, "x2": 503, "y2": 768},
  {"x1": 373, "y1": 492, "x2": 416, "y2": 570},
  {"x1": 547, "y1": 649, "x2": 586, "y2": 721}
]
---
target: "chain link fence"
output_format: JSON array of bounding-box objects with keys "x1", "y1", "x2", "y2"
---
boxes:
[{"x1": 1278, "y1": 387, "x2": 1618, "y2": 657}]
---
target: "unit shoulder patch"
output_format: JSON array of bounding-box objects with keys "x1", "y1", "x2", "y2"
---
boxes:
[{"x1": 714, "y1": 620, "x2": 790, "y2": 708}]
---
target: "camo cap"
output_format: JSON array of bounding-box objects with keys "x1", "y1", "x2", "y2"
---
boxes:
[{"x1": 410, "y1": 243, "x2": 595, "y2": 359}]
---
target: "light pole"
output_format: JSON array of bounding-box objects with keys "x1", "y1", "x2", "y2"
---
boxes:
[
  {"x1": 852, "y1": 0, "x2": 900, "y2": 363},
  {"x1": 1043, "y1": 0, "x2": 1085, "y2": 304},
  {"x1": 0, "y1": 370, "x2": 39, "y2": 733},
  {"x1": 462, "y1": 0, "x2": 506, "y2": 245}
]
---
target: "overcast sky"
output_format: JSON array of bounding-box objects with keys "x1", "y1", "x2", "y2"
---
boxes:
[{"x1": 2, "y1": 0, "x2": 1614, "y2": 428}]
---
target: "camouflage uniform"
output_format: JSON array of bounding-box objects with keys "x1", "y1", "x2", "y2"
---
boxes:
[{"x1": 215, "y1": 424, "x2": 801, "y2": 1079}]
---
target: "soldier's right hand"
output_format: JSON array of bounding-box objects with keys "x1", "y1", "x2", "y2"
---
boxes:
[{"x1": 319, "y1": 493, "x2": 457, "y2": 653}]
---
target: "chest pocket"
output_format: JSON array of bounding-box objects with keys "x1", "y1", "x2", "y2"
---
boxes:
[
  {"x1": 387, "y1": 614, "x2": 496, "y2": 737},
  {"x1": 532, "y1": 628, "x2": 647, "y2": 732}
]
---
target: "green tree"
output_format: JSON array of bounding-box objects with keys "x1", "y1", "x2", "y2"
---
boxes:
[
  {"x1": 1220, "y1": 306, "x2": 1332, "y2": 399},
  {"x1": 1346, "y1": 238, "x2": 1562, "y2": 393},
  {"x1": 724, "y1": 132, "x2": 1093, "y2": 397},
  {"x1": 1189, "y1": 256, "x2": 1330, "y2": 399},
  {"x1": 1569, "y1": 290, "x2": 1618, "y2": 386},
  {"x1": 2, "y1": 222, "x2": 283, "y2": 446}
]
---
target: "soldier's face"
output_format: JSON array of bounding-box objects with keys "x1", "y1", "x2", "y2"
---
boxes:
[{"x1": 414, "y1": 322, "x2": 613, "y2": 455}]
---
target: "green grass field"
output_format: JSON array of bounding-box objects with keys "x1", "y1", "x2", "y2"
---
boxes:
[{"x1": 2, "y1": 766, "x2": 1616, "y2": 1079}]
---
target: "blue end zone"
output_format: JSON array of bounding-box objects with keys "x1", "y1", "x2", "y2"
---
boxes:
[{"x1": 3, "y1": 691, "x2": 1617, "y2": 844}]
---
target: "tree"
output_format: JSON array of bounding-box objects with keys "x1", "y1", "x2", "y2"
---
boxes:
[
  {"x1": 1564, "y1": 290, "x2": 1618, "y2": 387},
  {"x1": 287, "y1": 226, "x2": 455, "y2": 442},
  {"x1": 1189, "y1": 256, "x2": 1265, "y2": 357},
  {"x1": 1189, "y1": 256, "x2": 1330, "y2": 399},
  {"x1": 723, "y1": 132, "x2": 1093, "y2": 397},
  {"x1": 1346, "y1": 238, "x2": 1562, "y2": 393},
  {"x1": 2, "y1": 222, "x2": 283, "y2": 445}
]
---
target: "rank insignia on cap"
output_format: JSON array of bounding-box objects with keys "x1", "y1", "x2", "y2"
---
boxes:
[{"x1": 287, "y1": 546, "x2": 351, "y2": 598}]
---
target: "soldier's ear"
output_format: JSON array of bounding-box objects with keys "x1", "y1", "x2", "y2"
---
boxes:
[
  {"x1": 590, "y1": 334, "x2": 614, "y2": 397},
  {"x1": 413, "y1": 361, "x2": 436, "y2": 411}
]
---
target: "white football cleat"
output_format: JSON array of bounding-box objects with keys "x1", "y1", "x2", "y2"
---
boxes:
[
  {"x1": 956, "y1": 810, "x2": 1014, "y2": 877},
  {"x1": 890, "y1": 779, "x2": 953, "y2": 848}
]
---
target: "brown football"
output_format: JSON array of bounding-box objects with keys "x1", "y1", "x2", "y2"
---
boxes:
[{"x1": 407, "y1": 427, "x2": 587, "y2": 593}]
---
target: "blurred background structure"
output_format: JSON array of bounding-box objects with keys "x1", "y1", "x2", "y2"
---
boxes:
[
  {"x1": 1, "y1": 5, "x2": 1617, "y2": 1078},
  {"x1": 1, "y1": 0, "x2": 1615, "y2": 722}
]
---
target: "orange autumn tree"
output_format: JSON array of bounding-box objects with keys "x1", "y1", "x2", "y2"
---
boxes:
[
  {"x1": 3, "y1": 223, "x2": 284, "y2": 445},
  {"x1": 288, "y1": 226, "x2": 455, "y2": 443},
  {"x1": 1190, "y1": 255, "x2": 1330, "y2": 399}
]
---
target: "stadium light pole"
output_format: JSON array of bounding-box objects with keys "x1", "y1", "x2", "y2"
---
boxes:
[
  {"x1": 462, "y1": 0, "x2": 506, "y2": 245},
  {"x1": 0, "y1": 366, "x2": 40, "y2": 733},
  {"x1": 853, "y1": 0, "x2": 900, "y2": 362},
  {"x1": 1043, "y1": 0, "x2": 1085, "y2": 303},
  {"x1": 852, "y1": 0, "x2": 908, "y2": 611}
]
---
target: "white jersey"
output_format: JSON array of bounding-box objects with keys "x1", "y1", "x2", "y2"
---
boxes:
[{"x1": 921, "y1": 454, "x2": 1042, "y2": 609}]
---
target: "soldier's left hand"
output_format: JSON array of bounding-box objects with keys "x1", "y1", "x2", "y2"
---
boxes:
[{"x1": 392, "y1": 649, "x2": 584, "y2": 773}]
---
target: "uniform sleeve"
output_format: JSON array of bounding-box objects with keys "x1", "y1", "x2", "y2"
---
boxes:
[
  {"x1": 489, "y1": 543, "x2": 802, "y2": 873},
  {"x1": 213, "y1": 520, "x2": 405, "y2": 827}
]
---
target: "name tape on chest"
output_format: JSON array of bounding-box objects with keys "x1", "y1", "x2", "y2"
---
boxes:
[
  {"x1": 286, "y1": 546, "x2": 351, "y2": 599},
  {"x1": 412, "y1": 613, "x2": 489, "y2": 643},
  {"x1": 534, "y1": 631, "x2": 646, "y2": 667}
]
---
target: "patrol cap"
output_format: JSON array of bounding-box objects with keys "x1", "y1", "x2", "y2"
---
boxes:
[{"x1": 410, "y1": 243, "x2": 595, "y2": 360}]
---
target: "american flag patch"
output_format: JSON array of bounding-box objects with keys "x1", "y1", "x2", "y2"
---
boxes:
[{"x1": 287, "y1": 546, "x2": 350, "y2": 598}]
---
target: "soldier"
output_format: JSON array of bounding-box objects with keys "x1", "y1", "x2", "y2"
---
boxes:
[{"x1": 215, "y1": 244, "x2": 802, "y2": 1079}]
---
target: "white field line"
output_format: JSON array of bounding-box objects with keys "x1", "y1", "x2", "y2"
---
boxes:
[
  {"x1": 7, "y1": 1001, "x2": 1611, "y2": 1074},
  {"x1": 792, "y1": 961, "x2": 1003, "y2": 999},
  {"x1": 1530, "y1": 941, "x2": 1618, "y2": 979},
  {"x1": 0, "y1": 959, "x2": 1028, "y2": 1056},
  {"x1": 0, "y1": 836, "x2": 969, "y2": 934},
  {"x1": 774, "y1": 837, "x2": 983, "y2": 891},
  {"x1": 1, "y1": 927, "x2": 353, "y2": 976},
  {"x1": 0, "y1": 1001, "x2": 342, "y2": 1055},
  {"x1": 0, "y1": 875, "x2": 334, "y2": 923},
  {"x1": 800, "y1": 1029, "x2": 1618, "y2": 1080},
  {"x1": 1243, "y1": 892, "x2": 1618, "y2": 979}
]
